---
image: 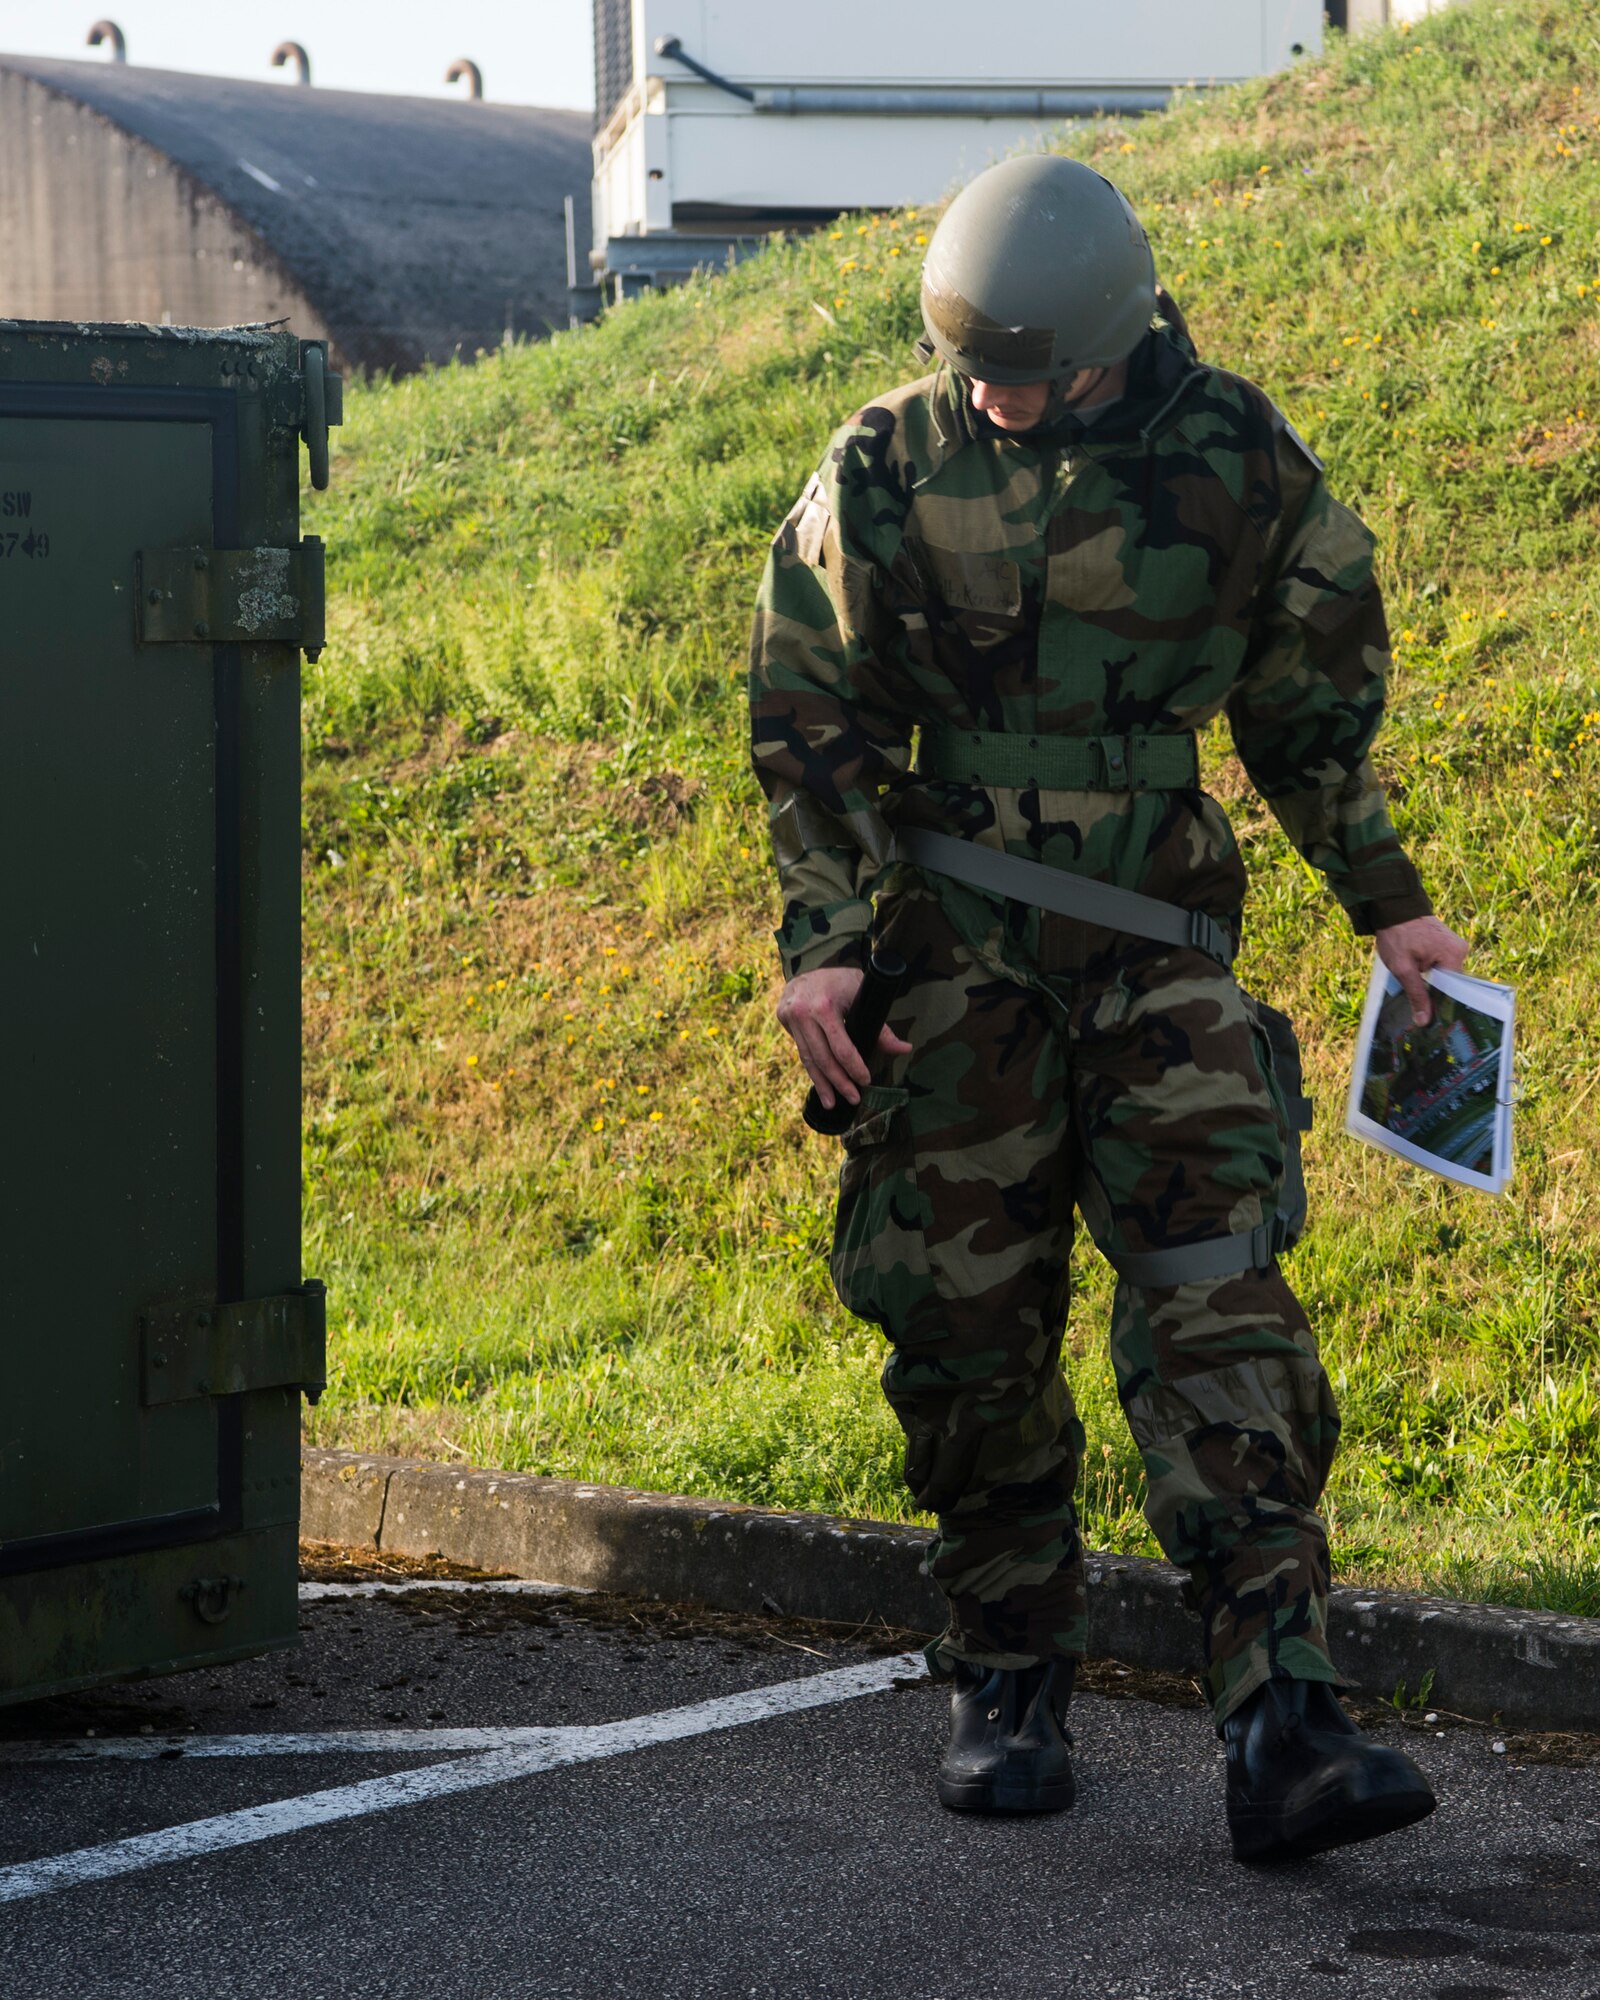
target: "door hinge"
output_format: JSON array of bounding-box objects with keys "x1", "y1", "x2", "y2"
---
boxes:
[
  {"x1": 135, "y1": 540, "x2": 327, "y2": 660},
  {"x1": 141, "y1": 1280, "x2": 327, "y2": 1407}
]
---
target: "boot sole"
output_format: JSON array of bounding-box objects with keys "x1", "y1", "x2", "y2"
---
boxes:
[
  {"x1": 1231, "y1": 1783, "x2": 1436, "y2": 1864},
  {"x1": 937, "y1": 1772, "x2": 1076, "y2": 1815}
]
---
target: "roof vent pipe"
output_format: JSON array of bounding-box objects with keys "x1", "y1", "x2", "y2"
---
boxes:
[
  {"x1": 86, "y1": 20, "x2": 126, "y2": 62},
  {"x1": 445, "y1": 59, "x2": 483, "y2": 101},
  {"x1": 271, "y1": 41, "x2": 312, "y2": 86}
]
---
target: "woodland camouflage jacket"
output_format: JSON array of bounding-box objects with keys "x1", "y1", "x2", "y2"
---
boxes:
[{"x1": 749, "y1": 323, "x2": 1432, "y2": 983}]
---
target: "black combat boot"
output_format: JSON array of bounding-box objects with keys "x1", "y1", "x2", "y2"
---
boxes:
[
  {"x1": 936, "y1": 1658, "x2": 1075, "y2": 1814},
  {"x1": 1224, "y1": 1677, "x2": 1436, "y2": 1863}
]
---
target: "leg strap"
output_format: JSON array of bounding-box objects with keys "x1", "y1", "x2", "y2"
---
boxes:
[{"x1": 1107, "y1": 1215, "x2": 1294, "y2": 1288}]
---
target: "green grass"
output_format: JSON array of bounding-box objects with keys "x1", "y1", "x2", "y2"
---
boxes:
[{"x1": 302, "y1": 0, "x2": 1600, "y2": 1615}]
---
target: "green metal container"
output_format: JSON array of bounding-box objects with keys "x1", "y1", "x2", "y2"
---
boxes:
[{"x1": 0, "y1": 320, "x2": 333, "y2": 1704}]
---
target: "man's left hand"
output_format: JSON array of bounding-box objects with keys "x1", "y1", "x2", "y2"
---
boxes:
[{"x1": 1373, "y1": 915, "x2": 1471, "y2": 1026}]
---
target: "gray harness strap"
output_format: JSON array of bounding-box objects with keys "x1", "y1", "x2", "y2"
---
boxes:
[
  {"x1": 892, "y1": 827, "x2": 1236, "y2": 969},
  {"x1": 891, "y1": 825, "x2": 1299, "y2": 1286}
]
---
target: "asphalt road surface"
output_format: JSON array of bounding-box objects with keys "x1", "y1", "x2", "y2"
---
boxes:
[{"x1": 2, "y1": 1553, "x2": 1599, "y2": 2000}]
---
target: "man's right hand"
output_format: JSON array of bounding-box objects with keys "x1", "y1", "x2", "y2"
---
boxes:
[{"x1": 775, "y1": 966, "x2": 913, "y2": 1113}]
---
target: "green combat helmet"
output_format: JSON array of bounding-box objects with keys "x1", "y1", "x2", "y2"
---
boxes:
[{"x1": 920, "y1": 155, "x2": 1156, "y2": 383}]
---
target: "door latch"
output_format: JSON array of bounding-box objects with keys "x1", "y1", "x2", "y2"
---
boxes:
[{"x1": 300, "y1": 341, "x2": 343, "y2": 491}]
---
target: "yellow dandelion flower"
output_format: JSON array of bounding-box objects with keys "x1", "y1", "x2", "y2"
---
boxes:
[
  {"x1": 591, "y1": 1117, "x2": 604, "y2": 1132},
  {"x1": 914, "y1": 232, "x2": 928, "y2": 245},
  {"x1": 649, "y1": 1111, "x2": 663, "y2": 1123},
  {"x1": 829, "y1": 230, "x2": 843, "y2": 240},
  {"x1": 466, "y1": 1055, "x2": 478, "y2": 1066}
]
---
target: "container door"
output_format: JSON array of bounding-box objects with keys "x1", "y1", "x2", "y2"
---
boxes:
[{"x1": 0, "y1": 326, "x2": 327, "y2": 1702}]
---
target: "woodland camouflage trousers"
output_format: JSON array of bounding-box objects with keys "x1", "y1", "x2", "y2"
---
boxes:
[{"x1": 830, "y1": 889, "x2": 1342, "y2": 1724}]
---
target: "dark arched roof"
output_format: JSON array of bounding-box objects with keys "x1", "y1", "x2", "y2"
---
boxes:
[{"x1": 0, "y1": 55, "x2": 591, "y2": 372}]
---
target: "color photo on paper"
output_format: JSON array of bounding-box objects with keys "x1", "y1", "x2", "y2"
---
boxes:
[
  {"x1": 1359, "y1": 986, "x2": 1503, "y2": 1176},
  {"x1": 1345, "y1": 959, "x2": 1515, "y2": 1194}
]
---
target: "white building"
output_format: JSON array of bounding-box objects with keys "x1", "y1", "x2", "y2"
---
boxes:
[
  {"x1": 1340, "y1": 0, "x2": 1452, "y2": 24},
  {"x1": 578, "y1": 0, "x2": 1329, "y2": 312}
]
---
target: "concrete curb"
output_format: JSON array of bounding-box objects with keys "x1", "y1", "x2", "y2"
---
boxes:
[{"x1": 302, "y1": 1448, "x2": 1600, "y2": 1733}]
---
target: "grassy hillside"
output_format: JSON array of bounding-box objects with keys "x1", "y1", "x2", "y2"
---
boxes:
[{"x1": 302, "y1": 0, "x2": 1600, "y2": 1614}]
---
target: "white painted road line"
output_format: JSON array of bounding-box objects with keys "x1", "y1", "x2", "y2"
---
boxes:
[
  {"x1": 296, "y1": 1579, "x2": 583, "y2": 1601},
  {"x1": 0, "y1": 1726, "x2": 570, "y2": 1762},
  {"x1": 0, "y1": 1652, "x2": 928, "y2": 1906}
]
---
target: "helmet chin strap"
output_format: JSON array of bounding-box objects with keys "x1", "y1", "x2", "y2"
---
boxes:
[
  {"x1": 1042, "y1": 365, "x2": 1110, "y2": 425},
  {"x1": 953, "y1": 359, "x2": 1120, "y2": 439}
]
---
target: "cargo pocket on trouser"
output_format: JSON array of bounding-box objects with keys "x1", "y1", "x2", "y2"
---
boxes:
[
  {"x1": 828, "y1": 1085, "x2": 927, "y2": 1333},
  {"x1": 1121, "y1": 1351, "x2": 1339, "y2": 1540},
  {"x1": 1239, "y1": 988, "x2": 1313, "y2": 1253}
]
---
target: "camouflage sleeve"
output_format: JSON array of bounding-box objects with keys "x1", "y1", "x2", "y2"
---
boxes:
[
  {"x1": 1226, "y1": 430, "x2": 1433, "y2": 935},
  {"x1": 748, "y1": 424, "x2": 914, "y2": 980}
]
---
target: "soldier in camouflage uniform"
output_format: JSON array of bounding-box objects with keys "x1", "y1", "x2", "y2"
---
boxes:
[{"x1": 749, "y1": 155, "x2": 1466, "y2": 1859}]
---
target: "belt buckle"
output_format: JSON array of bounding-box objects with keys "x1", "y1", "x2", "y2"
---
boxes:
[{"x1": 1096, "y1": 734, "x2": 1131, "y2": 791}]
